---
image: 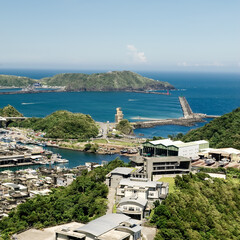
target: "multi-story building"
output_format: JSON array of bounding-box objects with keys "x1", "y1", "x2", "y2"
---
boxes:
[
  {"x1": 142, "y1": 139, "x2": 209, "y2": 159},
  {"x1": 116, "y1": 177, "x2": 168, "y2": 220}
]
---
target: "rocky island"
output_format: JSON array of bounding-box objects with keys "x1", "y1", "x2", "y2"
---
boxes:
[{"x1": 0, "y1": 71, "x2": 174, "y2": 92}]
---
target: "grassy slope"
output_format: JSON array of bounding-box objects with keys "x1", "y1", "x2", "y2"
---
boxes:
[
  {"x1": 152, "y1": 173, "x2": 240, "y2": 240},
  {"x1": 182, "y1": 107, "x2": 240, "y2": 149},
  {"x1": 0, "y1": 75, "x2": 36, "y2": 87},
  {"x1": 10, "y1": 110, "x2": 99, "y2": 139},
  {"x1": 42, "y1": 71, "x2": 174, "y2": 91}
]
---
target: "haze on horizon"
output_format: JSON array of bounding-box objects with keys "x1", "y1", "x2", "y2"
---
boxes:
[{"x1": 1, "y1": 0, "x2": 239, "y2": 72}]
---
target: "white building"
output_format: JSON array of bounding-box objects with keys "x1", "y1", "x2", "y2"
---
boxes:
[
  {"x1": 55, "y1": 213, "x2": 141, "y2": 240},
  {"x1": 142, "y1": 139, "x2": 209, "y2": 159},
  {"x1": 116, "y1": 178, "x2": 169, "y2": 220}
]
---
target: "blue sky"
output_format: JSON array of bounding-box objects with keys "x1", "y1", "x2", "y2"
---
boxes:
[{"x1": 1, "y1": 0, "x2": 239, "y2": 72}]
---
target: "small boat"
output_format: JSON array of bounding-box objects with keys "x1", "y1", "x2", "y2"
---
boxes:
[{"x1": 55, "y1": 158, "x2": 69, "y2": 163}]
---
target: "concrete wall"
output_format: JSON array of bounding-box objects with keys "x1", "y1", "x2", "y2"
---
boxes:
[{"x1": 178, "y1": 145, "x2": 199, "y2": 158}]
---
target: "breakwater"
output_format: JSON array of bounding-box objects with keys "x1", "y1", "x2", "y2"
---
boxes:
[{"x1": 132, "y1": 96, "x2": 219, "y2": 129}]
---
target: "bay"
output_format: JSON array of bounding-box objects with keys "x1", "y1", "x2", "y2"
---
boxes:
[{"x1": 0, "y1": 69, "x2": 239, "y2": 169}]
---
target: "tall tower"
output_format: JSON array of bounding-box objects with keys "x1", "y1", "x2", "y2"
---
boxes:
[{"x1": 115, "y1": 107, "x2": 124, "y2": 123}]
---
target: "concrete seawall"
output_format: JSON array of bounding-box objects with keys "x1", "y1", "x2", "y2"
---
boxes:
[
  {"x1": 131, "y1": 96, "x2": 219, "y2": 129},
  {"x1": 132, "y1": 117, "x2": 205, "y2": 129}
]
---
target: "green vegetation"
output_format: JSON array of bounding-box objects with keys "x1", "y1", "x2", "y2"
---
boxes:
[
  {"x1": 10, "y1": 110, "x2": 98, "y2": 139},
  {"x1": 0, "y1": 75, "x2": 36, "y2": 87},
  {"x1": 0, "y1": 71, "x2": 175, "y2": 91},
  {"x1": 182, "y1": 107, "x2": 240, "y2": 149},
  {"x1": 158, "y1": 177, "x2": 175, "y2": 193},
  {"x1": 0, "y1": 105, "x2": 23, "y2": 117},
  {"x1": 151, "y1": 173, "x2": 240, "y2": 240},
  {"x1": 42, "y1": 71, "x2": 174, "y2": 91},
  {"x1": 198, "y1": 167, "x2": 240, "y2": 179},
  {"x1": 116, "y1": 119, "x2": 133, "y2": 135},
  {"x1": 0, "y1": 158, "x2": 126, "y2": 239},
  {"x1": 92, "y1": 139, "x2": 108, "y2": 144},
  {"x1": 84, "y1": 143, "x2": 99, "y2": 152}
]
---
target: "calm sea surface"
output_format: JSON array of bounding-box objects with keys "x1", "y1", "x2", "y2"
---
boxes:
[{"x1": 0, "y1": 69, "x2": 239, "y2": 169}]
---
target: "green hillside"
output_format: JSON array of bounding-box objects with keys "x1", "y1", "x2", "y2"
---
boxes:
[
  {"x1": 0, "y1": 75, "x2": 36, "y2": 87},
  {"x1": 10, "y1": 110, "x2": 98, "y2": 139},
  {"x1": 182, "y1": 107, "x2": 240, "y2": 149},
  {"x1": 0, "y1": 105, "x2": 23, "y2": 117},
  {"x1": 42, "y1": 71, "x2": 174, "y2": 91},
  {"x1": 151, "y1": 173, "x2": 240, "y2": 240}
]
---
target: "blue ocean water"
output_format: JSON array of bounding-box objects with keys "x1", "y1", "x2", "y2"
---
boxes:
[{"x1": 0, "y1": 69, "x2": 239, "y2": 139}]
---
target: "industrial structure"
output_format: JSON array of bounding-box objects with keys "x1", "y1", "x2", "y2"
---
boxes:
[{"x1": 141, "y1": 139, "x2": 209, "y2": 158}]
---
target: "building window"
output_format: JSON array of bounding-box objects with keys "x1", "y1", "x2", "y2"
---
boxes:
[
  {"x1": 136, "y1": 207, "x2": 140, "y2": 211},
  {"x1": 129, "y1": 207, "x2": 134, "y2": 211}
]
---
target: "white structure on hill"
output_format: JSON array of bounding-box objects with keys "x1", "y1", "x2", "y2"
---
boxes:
[
  {"x1": 55, "y1": 213, "x2": 141, "y2": 240},
  {"x1": 142, "y1": 139, "x2": 209, "y2": 158},
  {"x1": 116, "y1": 178, "x2": 168, "y2": 220}
]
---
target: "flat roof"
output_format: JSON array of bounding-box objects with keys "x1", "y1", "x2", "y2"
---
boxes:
[
  {"x1": 145, "y1": 156, "x2": 190, "y2": 162},
  {"x1": 119, "y1": 178, "x2": 158, "y2": 188},
  {"x1": 2, "y1": 183, "x2": 20, "y2": 189},
  {"x1": 110, "y1": 167, "x2": 133, "y2": 175},
  {"x1": 98, "y1": 229, "x2": 130, "y2": 240},
  {"x1": 74, "y1": 214, "x2": 130, "y2": 237}
]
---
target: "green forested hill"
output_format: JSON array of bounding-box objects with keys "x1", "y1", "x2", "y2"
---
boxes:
[
  {"x1": 42, "y1": 71, "x2": 174, "y2": 91},
  {"x1": 0, "y1": 75, "x2": 36, "y2": 87},
  {"x1": 0, "y1": 105, "x2": 23, "y2": 117},
  {"x1": 182, "y1": 107, "x2": 240, "y2": 149},
  {"x1": 10, "y1": 110, "x2": 98, "y2": 139},
  {"x1": 151, "y1": 173, "x2": 240, "y2": 240},
  {"x1": 0, "y1": 71, "x2": 174, "y2": 91}
]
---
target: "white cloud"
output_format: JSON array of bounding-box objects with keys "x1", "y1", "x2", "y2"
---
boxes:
[{"x1": 127, "y1": 44, "x2": 147, "y2": 63}]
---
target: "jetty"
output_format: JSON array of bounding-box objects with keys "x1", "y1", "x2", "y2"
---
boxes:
[{"x1": 132, "y1": 96, "x2": 220, "y2": 129}]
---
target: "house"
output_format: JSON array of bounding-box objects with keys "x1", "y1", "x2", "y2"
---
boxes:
[
  {"x1": 55, "y1": 213, "x2": 141, "y2": 240},
  {"x1": 116, "y1": 178, "x2": 168, "y2": 220},
  {"x1": 106, "y1": 167, "x2": 134, "y2": 188},
  {"x1": 1, "y1": 183, "x2": 29, "y2": 201}
]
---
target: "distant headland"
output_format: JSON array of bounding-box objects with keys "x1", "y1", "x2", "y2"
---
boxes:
[{"x1": 0, "y1": 71, "x2": 174, "y2": 92}]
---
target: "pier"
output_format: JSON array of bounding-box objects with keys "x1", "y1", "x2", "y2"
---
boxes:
[
  {"x1": 131, "y1": 96, "x2": 220, "y2": 129},
  {"x1": 179, "y1": 96, "x2": 194, "y2": 118}
]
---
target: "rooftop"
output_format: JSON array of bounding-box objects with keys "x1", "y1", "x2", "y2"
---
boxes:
[
  {"x1": 110, "y1": 167, "x2": 133, "y2": 175},
  {"x1": 145, "y1": 156, "x2": 191, "y2": 162},
  {"x1": 147, "y1": 139, "x2": 209, "y2": 148},
  {"x1": 119, "y1": 196, "x2": 148, "y2": 207},
  {"x1": 119, "y1": 178, "x2": 160, "y2": 188},
  {"x1": 74, "y1": 214, "x2": 131, "y2": 237}
]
